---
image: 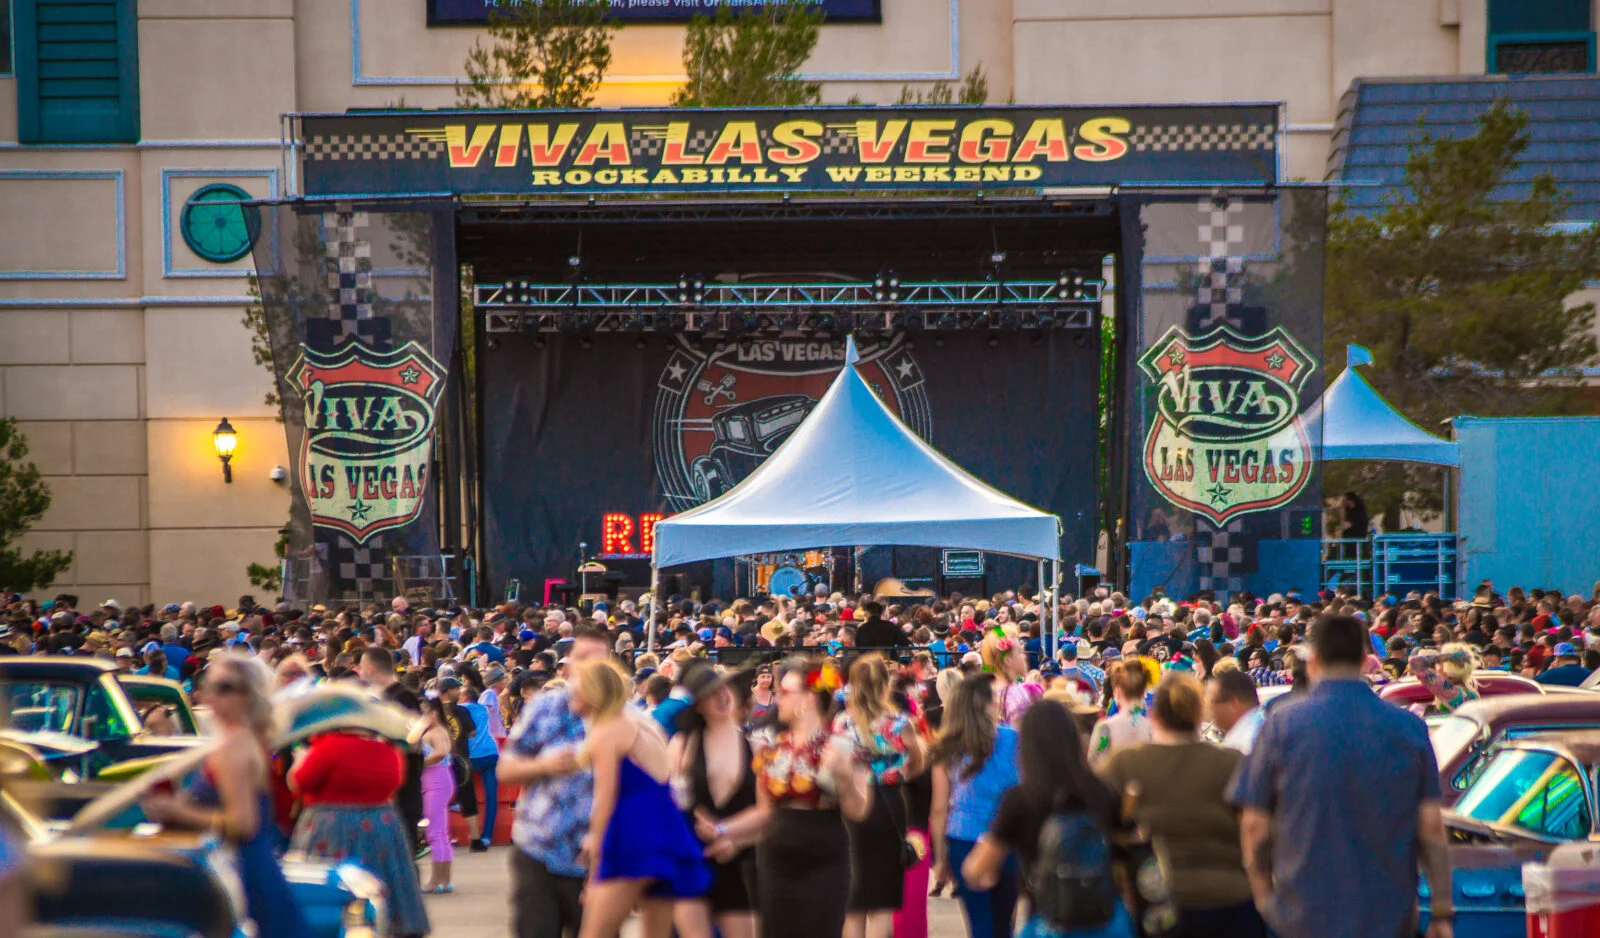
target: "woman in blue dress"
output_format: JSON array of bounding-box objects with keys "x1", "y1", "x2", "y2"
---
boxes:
[
  {"x1": 569, "y1": 658, "x2": 712, "y2": 938},
  {"x1": 141, "y1": 655, "x2": 310, "y2": 938}
]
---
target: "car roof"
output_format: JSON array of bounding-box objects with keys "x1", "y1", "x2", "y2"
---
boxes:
[
  {"x1": 1448, "y1": 692, "x2": 1600, "y2": 725},
  {"x1": 1502, "y1": 729, "x2": 1600, "y2": 766},
  {"x1": 0, "y1": 656, "x2": 119, "y2": 679},
  {"x1": 115, "y1": 673, "x2": 182, "y2": 690}
]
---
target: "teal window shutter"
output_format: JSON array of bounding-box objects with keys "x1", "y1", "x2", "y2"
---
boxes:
[{"x1": 16, "y1": 0, "x2": 140, "y2": 144}]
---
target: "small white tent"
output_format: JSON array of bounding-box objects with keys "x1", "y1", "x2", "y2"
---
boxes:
[{"x1": 651, "y1": 337, "x2": 1062, "y2": 649}]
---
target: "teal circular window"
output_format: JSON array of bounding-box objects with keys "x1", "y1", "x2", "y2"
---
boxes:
[{"x1": 180, "y1": 183, "x2": 260, "y2": 263}]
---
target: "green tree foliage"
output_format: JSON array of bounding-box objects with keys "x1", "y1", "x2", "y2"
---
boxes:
[
  {"x1": 896, "y1": 64, "x2": 989, "y2": 105},
  {"x1": 1325, "y1": 100, "x2": 1600, "y2": 527},
  {"x1": 458, "y1": 0, "x2": 619, "y2": 110},
  {"x1": 0, "y1": 419, "x2": 73, "y2": 593},
  {"x1": 674, "y1": 2, "x2": 823, "y2": 107}
]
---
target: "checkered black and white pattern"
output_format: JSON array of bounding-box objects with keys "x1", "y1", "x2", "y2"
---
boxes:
[
  {"x1": 1128, "y1": 123, "x2": 1275, "y2": 153},
  {"x1": 1196, "y1": 519, "x2": 1246, "y2": 593},
  {"x1": 316, "y1": 211, "x2": 388, "y2": 345},
  {"x1": 330, "y1": 538, "x2": 390, "y2": 600},
  {"x1": 1195, "y1": 198, "x2": 1245, "y2": 330},
  {"x1": 305, "y1": 135, "x2": 446, "y2": 161}
]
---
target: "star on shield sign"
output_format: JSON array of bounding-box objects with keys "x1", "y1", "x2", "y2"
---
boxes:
[
  {"x1": 1205, "y1": 483, "x2": 1230, "y2": 507},
  {"x1": 398, "y1": 365, "x2": 422, "y2": 384},
  {"x1": 1263, "y1": 351, "x2": 1286, "y2": 370},
  {"x1": 347, "y1": 500, "x2": 374, "y2": 522}
]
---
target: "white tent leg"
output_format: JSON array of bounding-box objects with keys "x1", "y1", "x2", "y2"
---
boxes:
[
  {"x1": 648, "y1": 565, "x2": 659, "y2": 655},
  {"x1": 1050, "y1": 559, "x2": 1061, "y2": 661}
]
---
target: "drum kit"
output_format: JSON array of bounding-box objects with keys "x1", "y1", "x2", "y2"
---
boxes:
[{"x1": 744, "y1": 550, "x2": 833, "y2": 598}]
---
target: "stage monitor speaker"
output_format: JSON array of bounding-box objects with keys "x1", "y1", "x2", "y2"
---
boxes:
[{"x1": 1075, "y1": 564, "x2": 1102, "y2": 598}]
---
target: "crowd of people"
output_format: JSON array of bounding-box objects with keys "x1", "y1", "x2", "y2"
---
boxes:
[{"x1": 5, "y1": 578, "x2": 1600, "y2": 938}]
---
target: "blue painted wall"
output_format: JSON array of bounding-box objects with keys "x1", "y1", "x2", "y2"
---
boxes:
[{"x1": 1458, "y1": 416, "x2": 1600, "y2": 594}]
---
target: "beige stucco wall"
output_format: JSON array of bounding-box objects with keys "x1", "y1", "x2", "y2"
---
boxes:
[{"x1": 0, "y1": 0, "x2": 1518, "y2": 603}]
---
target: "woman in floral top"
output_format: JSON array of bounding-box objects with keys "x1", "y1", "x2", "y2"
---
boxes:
[
  {"x1": 1088, "y1": 659, "x2": 1153, "y2": 768},
  {"x1": 835, "y1": 656, "x2": 926, "y2": 938},
  {"x1": 707, "y1": 657, "x2": 871, "y2": 938}
]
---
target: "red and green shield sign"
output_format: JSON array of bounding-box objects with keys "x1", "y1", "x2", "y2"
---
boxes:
[
  {"x1": 286, "y1": 342, "x2": 445, "y2": 542},
  {"x1": 1139, "y1": 325, "x2": 1316, "y2": 526}
]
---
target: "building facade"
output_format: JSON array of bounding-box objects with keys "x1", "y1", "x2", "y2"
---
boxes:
[{"x1": 0, "y1": 0, "x2": 1589, "y2": 604}]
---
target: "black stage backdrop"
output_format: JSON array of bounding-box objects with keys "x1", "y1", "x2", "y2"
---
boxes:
[{"x1": 482, "y1": 332, "x2": 1099, "y2": 599}]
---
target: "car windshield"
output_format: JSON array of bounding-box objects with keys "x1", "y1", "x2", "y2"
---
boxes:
[
  {"x1": 755, "y1": 404, "x2": 805, "y2": 438},
  {"x1": 1456, "y1": 748, "x2": 1591, "y2": 840},
  {"x1": 1430, "y1": 714, "x2": 1482, "y2": 772},
  {"x1": 2, "y1": 681, "x2": 79, "y2": 734}
]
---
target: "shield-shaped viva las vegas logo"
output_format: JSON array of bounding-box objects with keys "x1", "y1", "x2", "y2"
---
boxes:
[
  {"x1": 1139, "y1": 326, "x2": 1316, "y2": 526},
  {"x1": 286, "y1": 342, "x2": 445, "y2": 543}
]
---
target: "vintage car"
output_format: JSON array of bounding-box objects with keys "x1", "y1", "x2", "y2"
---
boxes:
[
  {"x1": 0, "y1": 657, "x2": 204, "y2": 775},
  {"x1": 689, "y1": 393, "x2": 814, "y2": 500},
  {"x1": 8, "y1": 692, "x2": 407, "y2": 938},
  {"x1": 1424, "y1": 731, "x2": 1600, "y2": 936},
  {"x1": 1430, "y1": 694, "x2": 1600, "y2": 806},
  {"x1": 1380, "y1": 673, "x2": 1546, "y2": 710},
  {"x1": 116, "y1": 673, "x2": 203, "y2": 735}
]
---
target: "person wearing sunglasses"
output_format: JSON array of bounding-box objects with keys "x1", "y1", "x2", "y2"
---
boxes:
[{"x1": 140, "y1": 656, "x2": 311, "y2": 938}]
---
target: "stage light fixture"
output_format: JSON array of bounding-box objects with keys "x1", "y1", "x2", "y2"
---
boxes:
[
  {"x1": 988, "y1": 252, "x2": 1006, "y2": 266},
  {"x1": 873, "y1": 272, "x2": 887, "y2": 302},
  {"x1": 693, "y1": 275, "x2": 705, "y2": 304},
  {"x1": 999, "y1": 310, "x2": 1021, "y2": 331},
  {"x1": 677, "y1": 274, "x2": 690, "y2": 304}
]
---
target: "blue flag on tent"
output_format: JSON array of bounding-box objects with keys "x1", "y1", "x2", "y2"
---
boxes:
[{"x1": 1347, "y1": 344, "x2": 1374, "y2": 368}]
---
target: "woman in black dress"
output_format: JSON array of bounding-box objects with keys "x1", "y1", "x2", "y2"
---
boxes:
[
  {"x1": 711, "y1": 657, "x2": 872, "y2": 938},
  {"x1": 671, "y1": 662, "x2": 761, "y2": 938},
  {"x1": 837, "y1": 655, "x2": 925, "y2": 938}
]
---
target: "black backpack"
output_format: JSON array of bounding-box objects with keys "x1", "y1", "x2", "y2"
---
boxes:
[{"x1": 1030, "y1": 807, "x2": 1118, "y2": 930}]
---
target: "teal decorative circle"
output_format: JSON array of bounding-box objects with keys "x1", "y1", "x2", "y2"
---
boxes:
[{"x1": 179, "y1": 183, "x2": 259, "y2": 263}]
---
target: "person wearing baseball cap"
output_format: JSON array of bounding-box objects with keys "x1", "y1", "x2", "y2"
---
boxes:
[{"x1": 1537, "y1": 642, "x2": 1591, "y2": 686}]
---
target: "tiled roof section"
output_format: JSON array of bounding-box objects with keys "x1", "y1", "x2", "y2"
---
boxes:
[{"x1": 1327, "y1": 73, "x2": 1600, "y2": 221}]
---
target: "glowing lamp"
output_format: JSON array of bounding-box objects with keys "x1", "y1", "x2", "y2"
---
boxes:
[{"x1": 212, "y1": 417, "x2": 238, "y2": 483}]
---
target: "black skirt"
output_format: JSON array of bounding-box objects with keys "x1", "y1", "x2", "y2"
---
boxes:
[
  {"x1": 757, "y1": 807, "x2": 850, "y2": 938},
  {"x1": 846, "y1": 782, "x2": 908, "y2": 912}
]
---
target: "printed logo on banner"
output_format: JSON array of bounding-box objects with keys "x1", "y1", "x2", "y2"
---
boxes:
[
  {"x1": 287, "y1": 341, "x2": 446, "y2": 542},
  {"x1": 653, "y1": 335, "x2": 932, "y2": 510},
  {"x1": 1138, "y1": 325, "x2": 1315, "y2": 526}
]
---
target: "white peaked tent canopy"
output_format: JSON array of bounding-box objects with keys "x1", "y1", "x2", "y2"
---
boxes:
[
  {"x1": 1301, "y1": 349, "x2": 1461, "y2": 467},
  {"x1": 652, "y1": 337, "x2": 1063, "y2": 570}
]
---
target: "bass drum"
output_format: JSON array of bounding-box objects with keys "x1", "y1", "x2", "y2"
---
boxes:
[{"x1": 766, "y1": 565, "x2": 808, "y2": 599}]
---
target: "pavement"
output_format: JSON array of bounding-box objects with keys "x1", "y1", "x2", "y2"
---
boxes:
[{"x1": 423, "y1": 848, "x2": 971, "y2": 938}]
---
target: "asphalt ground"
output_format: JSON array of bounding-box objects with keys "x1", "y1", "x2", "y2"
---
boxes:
[{"x1": 423, "y1": 847, "x2": 972, "y2": 938}]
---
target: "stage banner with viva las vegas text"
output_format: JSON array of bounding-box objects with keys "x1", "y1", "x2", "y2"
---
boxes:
[
  {"x1": 250, "y1": 202, "x2": 460, "y2": 604},
  {"x1": 297, "y1": 104, "x2": 1278, "y2": 198},
  {"x1": 1121, "y1": 188, "x2": 1326, "y2": 605}
]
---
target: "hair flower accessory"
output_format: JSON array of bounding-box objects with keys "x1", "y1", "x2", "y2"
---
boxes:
[{"x1": 806, "y1": 661, "x2": 843, "y2": 693}]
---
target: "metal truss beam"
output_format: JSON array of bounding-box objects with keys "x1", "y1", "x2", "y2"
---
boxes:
[
  {"x1": 482, "y1": 306, "x2": 1096, "y2": 334},
  {"x1": 476, "y1": 278, "x2": 1104, "y2": 310}
]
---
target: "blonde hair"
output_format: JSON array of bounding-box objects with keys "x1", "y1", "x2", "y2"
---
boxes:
[
  {"x1": 979, "y1": 628, "x2": 1021, "y2": 673},
  {"x1": 572, "y1": 658, "x2": 629, "y2": 719},
  {"x1": 934, "y1": 667, "x2": 963, "y2": 704},
  {"x1": 1211, "y1": 657, "x2": 1241, "y2": 675},
  {"x1": 846, "y1": 654, "x2": 892, "y2": 738},
  {"x1": 212, "y1": 654, "x2": 277, "y2": 742},
  {"x1": 1438, "y1": 642, "x2": 1481, "y2": 691}
]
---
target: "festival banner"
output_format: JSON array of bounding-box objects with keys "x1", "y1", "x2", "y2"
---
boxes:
[
  {"x1": 428, "y1": 0, "x2": 882, "y2": 25},
  {"x1": 298, "y1": 105, "x2": 1279, "y2": 198},
  {"x1": 251, "y1": 205, "x2": 460, "y2": 602},
  {"x1": 1121, "y1": 189, "x2": 1326, "y2": 601}
]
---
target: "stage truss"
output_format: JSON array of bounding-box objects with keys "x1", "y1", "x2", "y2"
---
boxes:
[{"x1": 477, "y1": 277, "x2": 1105, "y2": 334}]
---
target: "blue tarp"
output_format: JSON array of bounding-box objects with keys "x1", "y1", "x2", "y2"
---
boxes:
[{"x1": 1303, "y1": 365, "x2": 1461, "y2": 467}]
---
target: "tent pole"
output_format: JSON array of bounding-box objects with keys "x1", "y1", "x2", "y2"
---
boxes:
[
  {"x1": 1050, "y1": 558, "x2": 1061, "y2": 661},
  {"x1": 1036, "y1": 559, "x2": 1045, "y2": 657},
  {"x1": 648, "y1": 564, "x2": 659, "y2": 655}
]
